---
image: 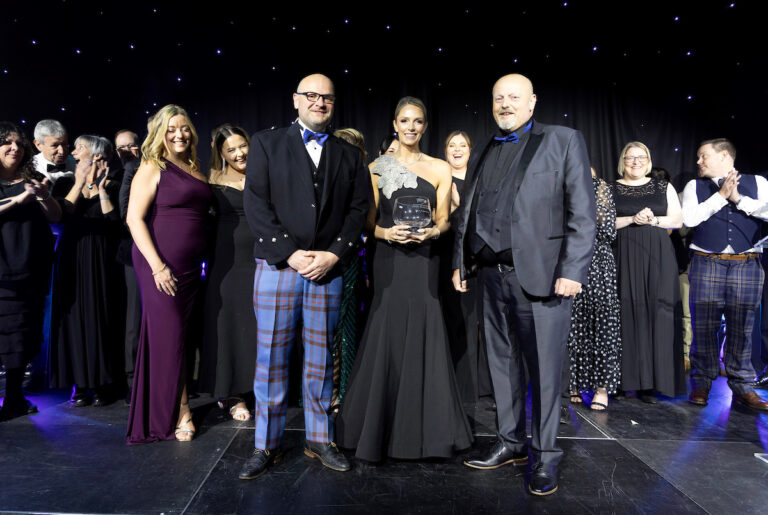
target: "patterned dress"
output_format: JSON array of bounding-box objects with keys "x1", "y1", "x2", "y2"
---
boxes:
[{"x1": 568, "y1": 177, "x2": 622, "y2": 394}]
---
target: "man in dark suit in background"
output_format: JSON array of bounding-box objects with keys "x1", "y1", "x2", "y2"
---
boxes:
[
  {"x1": 453, "y1": 73, "x2": 595, "y2": 496},
  {"x1": 115, "y1": 129, "x2": 142, "y2": 405},
  {"x1": 240, "y1": 73, "x2": 371, "y2": 480}
]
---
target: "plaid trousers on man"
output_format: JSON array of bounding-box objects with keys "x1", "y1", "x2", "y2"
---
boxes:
[
  {"x1": 689, "y1": 253, "x2": 764, "y2": 394},
  {"x1": 252, "y1": 259, "x2": 342, "y2": 450}
]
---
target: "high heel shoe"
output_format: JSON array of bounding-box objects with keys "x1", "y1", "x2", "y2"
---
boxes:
[{"x1": 175, "y1": 402, "x2": 195, "y2": 442}]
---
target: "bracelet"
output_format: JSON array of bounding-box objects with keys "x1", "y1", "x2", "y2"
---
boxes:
[
  {"x1": 152, "y1": 263, "x2": 168, "y2": 276},
  {"x1": 432, "y1": 227, "x2": 441, "y2": 239},
  {"x1": 36, "y1": 190, "x2": 52, "y2": 201},
  {"x1": 99, "y1": 195, "x2": 110, "y2": 200}
]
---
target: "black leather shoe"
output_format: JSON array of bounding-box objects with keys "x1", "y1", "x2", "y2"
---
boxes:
[
  {"x1": 529, "y1": 463, "x2": 558, "y2": 496},
  {"x1": 238, "y1": 448, "x2": 282, "y2": 480},
  {"x1": 464, "y1": 440, "x2": 528, "y2": 469},
  {"x1": 752, "y1": 368, "x2": 768, "y2": 390},
  {"x1": 0, "y1": 399, "x2": 38, "y2": 421},
  {"x1": 639, "y1": 390, "x2": 658, "y2": 404},
  {"x1": 304, "y1": 441, "x2": 351, "y2": 471},
  {"x1": 92, "y1": 392, "x2": 107, "y2": 407},
  {"x1": 70, "y1": 391, "x2": 90, "y2": 408}
]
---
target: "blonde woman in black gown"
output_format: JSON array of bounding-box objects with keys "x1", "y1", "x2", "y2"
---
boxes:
[{"x1": 338, "y1": 97, "x2": 473, "y2": 461}]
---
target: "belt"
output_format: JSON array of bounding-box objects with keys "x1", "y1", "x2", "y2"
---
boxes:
[
  {"x1": 495, "y1": 263, "x2": 515, "y2": 273},
  {"x1": 694, "y1": 251, "x2": 760, "y2": 261}
]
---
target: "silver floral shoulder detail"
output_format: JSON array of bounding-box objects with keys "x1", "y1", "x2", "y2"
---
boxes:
[{"x1": 372, "y1": 155, "x2": 418, "y2": 199}]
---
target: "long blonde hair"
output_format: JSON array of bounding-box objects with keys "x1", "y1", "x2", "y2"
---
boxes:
[{"x1": 141, "y1": 104, "x2": 199, "y2": 171}]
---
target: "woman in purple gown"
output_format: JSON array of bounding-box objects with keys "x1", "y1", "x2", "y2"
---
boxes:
[{"x1": 126, "y1": 105, "x2": 211, "y2": 444}]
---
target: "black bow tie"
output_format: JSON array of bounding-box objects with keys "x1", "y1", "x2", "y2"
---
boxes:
[{"x1": 47, "y1": 163, "x2": 66, "y2": 172}]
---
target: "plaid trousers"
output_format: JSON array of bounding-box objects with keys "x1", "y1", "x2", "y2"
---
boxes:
[
  {"x1": 689, "y1": 253, "x2": 763, "y2": 394},
  {"x1": 252, "y1": 259, "x2": 342, "y2": 450}
]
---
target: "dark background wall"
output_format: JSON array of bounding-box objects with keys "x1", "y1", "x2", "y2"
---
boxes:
[{"x1": 2, "y1": 1, "x2": 766, "y2": 187}]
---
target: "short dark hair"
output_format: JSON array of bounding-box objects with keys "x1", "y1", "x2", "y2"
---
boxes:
[
  {"x1": 378, "y1": 134, "x2": 398, "y2": 156},
  {"x1": 700, "y1": 138, "x2": 736, "y2": 161},
  {"x1": 114, "y1": 129, "x2": 139, "y2": 143}
]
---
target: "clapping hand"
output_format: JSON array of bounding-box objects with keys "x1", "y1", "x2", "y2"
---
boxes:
[{"x1": 24, "y1": 178, "x2": 51, "y2": 200}]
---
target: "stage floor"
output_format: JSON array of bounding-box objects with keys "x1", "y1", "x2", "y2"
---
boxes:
[{"x1": 1, "y1": 377, "x2": 766, "y2": 514}]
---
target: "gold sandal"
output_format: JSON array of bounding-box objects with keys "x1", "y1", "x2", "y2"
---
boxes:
[{"x1": 175, "y1": 402, "x2": 195, "y2": 442}]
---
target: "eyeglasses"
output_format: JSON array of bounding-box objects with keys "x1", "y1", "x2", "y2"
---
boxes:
[
  {"x1": 624, "y1": 156, "x2": 648, "y2": 163},
  {"x1": 295, "y1": 91, "x2": 335, "y2": 104},
  {"x1": 117, "y1": 144, "x2": 139, "y2": 151}
]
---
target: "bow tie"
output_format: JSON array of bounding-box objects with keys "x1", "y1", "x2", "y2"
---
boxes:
[
  {"x1": 494, "y1": 120, "x2": 533, "y2": 144},
  {"x1": 47, "y1": 163, "x2": 66, "y2": 172},
  {"x1": 302, "y1": 129, "x2": 328, "y2": 147}
]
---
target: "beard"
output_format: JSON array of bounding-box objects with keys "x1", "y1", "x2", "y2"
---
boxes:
[{"x1": 495, "y1": 113, "x2": 517, "y2": 132}]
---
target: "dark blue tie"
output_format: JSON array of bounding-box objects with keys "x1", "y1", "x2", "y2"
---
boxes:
[
  {"x1": 717, "y1": 177, "x2": 725, "y2": 188},
  {"x1": 303, "y1": 128, "x2": 328, "y2": 146},
  {"x1": 494, "y1": 120, "x2": 533, "y2": 144}
]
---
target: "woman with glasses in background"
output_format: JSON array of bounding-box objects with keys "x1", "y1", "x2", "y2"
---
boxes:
[{"x1": 611, "y1": 142, "x2": 684, "y2": 404}]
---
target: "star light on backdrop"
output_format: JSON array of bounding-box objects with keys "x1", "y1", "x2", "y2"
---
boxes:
[{"x1": 0, "y1": 1, "x2": 765, "y2": 178}]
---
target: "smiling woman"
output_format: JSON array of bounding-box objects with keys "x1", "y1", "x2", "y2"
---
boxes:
[
  {"x1": 338, "y1": 97, "x2": 473, "y2": 461},
  {"x1": 126, "y1": 104, "x2": 212, "y2": 444},
  {"x1": 0, "y1": 122, "x2": 59, "y2": 422},
  {"x1": 199, "y1": 124, "x2": 257, "y2": 422}
]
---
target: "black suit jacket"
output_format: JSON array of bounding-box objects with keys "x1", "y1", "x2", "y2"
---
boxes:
[
  {"x1": 453, "y1": 121, "x2": 596, "y2": 297},
  {"x1": 243, "y1": 123, "x2": 371, "y2": 274}
]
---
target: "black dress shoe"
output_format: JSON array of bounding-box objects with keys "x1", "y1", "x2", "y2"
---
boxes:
[
  {"x1": 529, "y1": 463, "x2": 558, "y2": 496},
  {"x1": 70, "y1": 392, "x2": 90, "y2": 407},
  {"x1": 639, "y1": 390, "x2": 658, "y2": 404},
  {"x1": 92, "y1": 392, "x2": 108, "y2": 407},
  {"x1": 0, "y1": 399, "x2": 38, "y2": 421},
  {"x1": 304, "y1": 441, "x2": 351, "y2": 471},
  {"x1": 238, "y1": 448, "x2": 282, "y2": 480},
  {"x1": 752, "y1": 368, "x2": 768, "y2": 390},
  {"x1": 464, "y1": 439, "x2": 528, "y2": 469}
]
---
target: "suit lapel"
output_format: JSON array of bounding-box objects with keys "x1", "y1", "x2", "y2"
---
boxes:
[
  {"x1": 286, "y1": 124, "x2": 316, "y2": 200},
  {"x1": 319, "y1": 136, "x2": 342, "y2": 211},
  {"x1": 513, "y1": 128, "x2": 544, "y2": 194}
]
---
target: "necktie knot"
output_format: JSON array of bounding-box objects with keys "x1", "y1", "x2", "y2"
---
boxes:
[
  {"x1": 717, "y1": 177, "x2": 726, "y2": 188},
  {"x1": 303, "y1": 128, "x2": 328, "y2": 147},
  {"x1": 47, "y1": 163, "x2": 66, "y2": 172}
]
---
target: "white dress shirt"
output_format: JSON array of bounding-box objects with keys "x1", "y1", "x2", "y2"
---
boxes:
[
  {"x1": 681, "y1": 174, "x2": 768, "y2": 253},
  {"x1": 297, "y1": 121, "x2": 324, "y2": 168},
  {"x1": 32, "y1": 153, "x2": 75, "y2": 184}
]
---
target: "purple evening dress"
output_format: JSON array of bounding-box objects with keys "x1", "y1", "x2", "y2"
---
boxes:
[{"x1": 126, "y1": 161, "x2": 211, "y2": 444}]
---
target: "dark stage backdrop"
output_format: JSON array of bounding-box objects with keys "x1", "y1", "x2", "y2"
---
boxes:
[{"x1": 2, "y1": 1, "x2": 766, "y2": 187}]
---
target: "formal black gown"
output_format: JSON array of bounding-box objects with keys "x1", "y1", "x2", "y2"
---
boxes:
[
  {"x1": 0, "y1": 181, "x2": 54, "y2": 371},
  {"x1": 568, "y1": 178, "x2": 621, "y2": 394},
  {"x1": 50, "y1": 180, "x2": 122, "y2": 390},
  {"x1": 200, "y1": 185, "x2": 257, "y2": 399},
  {"x1": 338, "y1": 155, "x2": 473, "y2": 461},
  {"x1": 612, "y1": 178, "x2": 684, "y2": 397},
  {"x1": 438, "y1": 176, "x2": 491, "y2": 402}
]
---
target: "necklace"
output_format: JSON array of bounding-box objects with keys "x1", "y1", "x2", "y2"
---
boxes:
[{"x1": 395, "y1": 152, "x2": 423, "y2": 166}]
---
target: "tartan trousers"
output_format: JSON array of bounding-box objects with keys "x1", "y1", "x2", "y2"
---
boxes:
[
  {"x1": 252, "y1": 259, "x2": 342, "y2": 450},
  {"x1": 689, "y1": 253, "x2": 763, "y2": 394}
]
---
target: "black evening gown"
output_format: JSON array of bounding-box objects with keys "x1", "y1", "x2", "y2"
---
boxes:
[
  {"x1": 568, "y1": 178, "x2": 622, "y2": 394},
  {"x1": 0, "y1": 182, "x2": 55, "y2": 370},
  {"x1": 200, "y1": 185, "x2": 257, "y2": 399},
  {"x1": 338, "y1": 155, "x2": 473, "y2": 461},
  {"x1": 438, "y1": 176, "x2": 491, "y2": 402},
  {"x1": 50, "y1": 180, "x2": 122, "y2": 390},
  {"x1": 612, "y1": 178, "x2": 685, "y2": 397}
]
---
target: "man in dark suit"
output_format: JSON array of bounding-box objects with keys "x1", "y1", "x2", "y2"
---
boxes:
[
  {"x1": 240, "y1": 73, "x2": 371, "y2": 479},
  {"x1": 453, "y1": 74, "x2": 595, "y2": 496},
  {"x1": 115, "y1": 129, "x2": 142, "y2": 405}
]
